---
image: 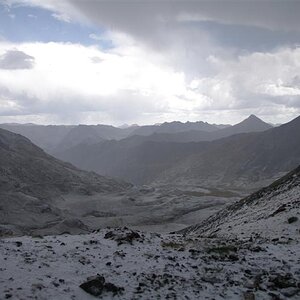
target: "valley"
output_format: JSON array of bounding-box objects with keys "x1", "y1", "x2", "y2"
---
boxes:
[
  {"x1": 0, "y1": 115, "x2": 299, "y2": 299},
  {"x1": 1, "y1": 2, "x2": 300, "y2": 298}
]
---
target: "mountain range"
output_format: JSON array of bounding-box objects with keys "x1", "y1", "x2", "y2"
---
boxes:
[
  {"x1": 1, "y1": 114, "x2": 299, "y2": 235},
  {"x1": 0, "y1": 116, "x2": 271, "y2": 152},
  {"x1": 53, "y1": 115, "x2": 299, "y2": 189}
]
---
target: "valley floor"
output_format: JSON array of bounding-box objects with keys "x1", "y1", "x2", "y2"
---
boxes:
[{"x1": 1, "y1": 228, "x2": 299, "y2": 299}]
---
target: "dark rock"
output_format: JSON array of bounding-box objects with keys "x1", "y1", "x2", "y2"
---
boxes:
[
  {"x1": 271, "y1": 274, "x2": 297, "y2": 289},
  {"x1": 104, "y1": 282, "x2": 124, "y2": 295},
  {"x1": 80, "y1": 275, "x2": 105, "y2": 296},
  {"x1": 268, "y1": 292, "x2": 281, "y2": 299},
  {"x1": 80, "y1": 275, "x2": 124, "y2": 297},
  {"x1": 281, "y1": 287, "x2": 300, "y2": 297},
  {"x1": 201, "y1": 276, "x2": 222, "y2": 284},
  {"x1": 270, "y1": 204, "x2": 287, "y2": 217},
  {"x1": 288, "y1": 216, "x2": 298, "y2": 224},
  {"x1": 104, "y1": 229, "x2": 141, "y2": 245},
  {"x1": 228, "y1": 254, "x2": 239, "y2": 261},
  {"x1": 243, "y1": 291, "x2": 255, "y2": 300},
  {"x1": 89, "y1": 240, "x2": 98, "y2": 245}
]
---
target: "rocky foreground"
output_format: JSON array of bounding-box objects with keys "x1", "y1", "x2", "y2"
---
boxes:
[{"x1": 0, "y1": 227, "x2": 299, "y2": 299}]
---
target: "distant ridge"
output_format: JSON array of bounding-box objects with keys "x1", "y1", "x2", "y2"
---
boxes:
[
  {"x1": 54, "y1": 115, "x2": 298, "y2": 187},
  {"x1": 156, "y1": 115, "x2": 300, "y2": 187}
]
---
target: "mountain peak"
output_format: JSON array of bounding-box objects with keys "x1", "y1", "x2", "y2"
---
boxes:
[
  {"x1": 226, "y1": 114, "x2": 273, "y2": 133},
  {"x1": 240, "y1": 114, "x2": 269, "y2": 125},
  {"x1": 245, "y1": 114, "x2": 262, "y2": 122}
]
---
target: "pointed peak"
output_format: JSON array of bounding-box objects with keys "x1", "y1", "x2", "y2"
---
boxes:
[
  {"x1": 233, "y1": 114, "x2": 272, "y2": 132},
  {"x1": 240, "y1": 114, "x2": 267, "y2": 125},
  {"x1": 246, "y1": 114, "x2": 261, "y2": 121}
]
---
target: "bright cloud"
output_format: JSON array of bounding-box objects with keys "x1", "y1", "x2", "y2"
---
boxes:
[
  {"x1": 0, "y1": 37, "x2": 299, "y2": 125},
  {"x1": 0, "y1": 1, "x2": 300, "y2": 125}
]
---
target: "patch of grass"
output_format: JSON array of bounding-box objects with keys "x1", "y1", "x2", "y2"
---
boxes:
[
  {"x1": 161, "y1": 241, "x2": 185, "y2": 250},
  {"x1": 206, "y1": 245, "x2": 237, "y2": 254}
]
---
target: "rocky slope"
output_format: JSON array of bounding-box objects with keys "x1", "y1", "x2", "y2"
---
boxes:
[
  {"x1": 182, "y1": 165, "x2": 300, "y2": 240},
  {"x1": 0, "y1": 128, "x2": 131, "y2": 236},
  {"x1": 0, "y1": 225, "x2": 299, "y2": 299}
]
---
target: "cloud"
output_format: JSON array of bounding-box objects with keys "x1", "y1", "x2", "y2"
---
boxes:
[
  {"x1": 0, "y1": 49, "x2": 35, "y2": 69},
  {"x1": 0, "y1": 41, "x2": 186, "y2": 124},
  {"x1": 7, "y1": 0, "x2": 300, "y2": 31},
  {"x1": 7, "y1": 1, "x2": 300, "y2": 48},
  {"x1": 0, "y1": 39, "x2": 299, "y2": 125},
  {"x1": 89, "y1": 33, "x2": 104, "y2": 41},
  {"x1": 1, "y1": 1, "x2": 300, "y2": 125},
  {"x1": 51, "y1": 12, "x2": 71, "y2": 23}
]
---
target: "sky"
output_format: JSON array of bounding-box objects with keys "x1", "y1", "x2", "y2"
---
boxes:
[{"x1": 0, "y1": 0, "x2": 300, "y2": 125}]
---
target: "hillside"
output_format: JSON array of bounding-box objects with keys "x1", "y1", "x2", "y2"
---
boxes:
[
  {"x1": 0, "y1": 128, "x2": 131, "y2": 236},
  {"x1": 183, "y1": 165, "x2": 300, "y2": 240}
]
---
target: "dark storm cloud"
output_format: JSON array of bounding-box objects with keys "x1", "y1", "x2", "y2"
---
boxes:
[
  {"x1": 68, "y1": 0, "x2": 300, "y2": 50},
  {"x1": 0, "y1": 49, "x2": 34, "y2": 69}
]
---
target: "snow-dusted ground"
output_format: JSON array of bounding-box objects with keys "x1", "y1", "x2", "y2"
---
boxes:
[
  {"x1": 184, "y1": 169, "x2": 300, "y2": 241},
  {"x1": 1, "y1": 228, "x2": 299, "y2": 299}
]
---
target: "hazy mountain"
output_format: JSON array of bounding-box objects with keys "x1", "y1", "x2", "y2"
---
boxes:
[
  {"x1": 216, "y1": 114, "x2": 272, "y2": 136},
  {"x1": 0, "y1": 128, "x2": 131, "y2": 235},
  {"x1": 212, "y1": 123, "x2": 232, "y2": 129},
  {"x1": 129, "y1": 120, "x2": 219, "y2": 137},
  {"x1": 183, "y1": 164, "x2": 300, "y2": 240},
  {"x1": 55, "y1": 115, "x2": 299, "y2": 187},
  {"x1": 125, "y1": 115, "x2": 272, "y2": 143},
  {"x1": 118, "y1": 123, "x2": 139, "y2": 129},
  {"x1": 0, "y1": 123, "x2": 74, "y2": 152},
  {"x1": 54, "y1": 125, "x2": 105, "y2": 152},
  {"x1": 91, "y1": 124, "x2": 137, "y2": 140},
  {"x1": 53, "y1": 115, "x2": 276, "y2": 184},
  {"x1": 156, "y1": 115, "x2": 300, "y2": 188},
  {"x1": 55, "y1": 138, "x2": 209, "y2": 185},
  {"x1": 1, "y1": 116, "x2": 266, "y2": 155},
  {"x1": 0, "y1": 123, "x2": 138, "y2": 154}
]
